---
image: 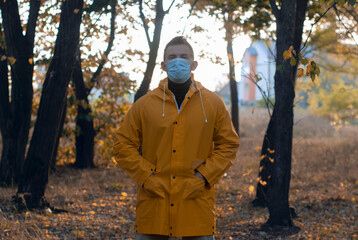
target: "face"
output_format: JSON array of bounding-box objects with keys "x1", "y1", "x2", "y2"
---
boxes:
[{"x1": 161, "y1": 44, "x2": 198, "y2": 73}]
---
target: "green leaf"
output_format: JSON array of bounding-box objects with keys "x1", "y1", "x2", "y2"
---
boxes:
[
  {"x1": 310, "y1": 72, "x2": 316, "y2": 81},
  {"x1": 290, "y1": 57, "x2": 297, "y2": 66},
  {"x1": 338, "y1": 0, "x2": 346, "y2": 6},
  {"x1": 300, "y1": 58, "x2": 308, "y2": 66},
  {"x1": 314, "y1": 66, "x2": 321, "y2": 76}
]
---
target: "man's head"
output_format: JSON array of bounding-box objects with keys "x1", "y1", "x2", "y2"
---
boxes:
[{"x1": 161, "y1": 36, "x2": 198, "y2": 78}]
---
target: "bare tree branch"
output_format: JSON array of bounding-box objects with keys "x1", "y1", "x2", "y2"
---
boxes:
[
  {"x1": 268, "y1": 0, "x2": 280, "y2": 20},
  {"x1": 165, "y1": 0, "x2": 176, "y2": 14},
  {"x1": 90, "y1": 0, "x2": 117, "y2": 88},
  {"x1": 334, "y1": 5, "x2": 358, "y2": 46},
  {"x1": 139, "y1": 0, "x2": 151, "y2": 48},
  {"x1": 301, "y1": 2, "x2": 337, "y2": 52},
  {"x1": 182, "y1": 0, "x2": 199, "y2": 35}
]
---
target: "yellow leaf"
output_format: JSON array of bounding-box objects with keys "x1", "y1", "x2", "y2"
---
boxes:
[
  {"x1": 73, "y1": 9, "x2": 80, "y2": 14},
  {"x1": 290, "y1": 57, "x2": 297, "y2": 66},
  {"x1": 72, "y1": 230, "x2": 85, "y2": 238},
  {"x1": 28, "y1": 58, "x2": 33, "y2": 65},
  {"x1": 121, "y1": 192, "x2": 128, "y2": 197},
  {"x1": 306, "y1": 65, "x2": 313, "y2": 76},
  {"x1": 267, "y1": 148, "x2": 275, "y2": 154},
  {"x1": 8, "y1": 56, "x2": 16, "y2": 65},
  {"x1": 269, "y1": 157, "x2": 274, "y2": 163},
  {"x1": 253, "y1": 146, "x2": 262, "y2": 151},
  {"x1": 259, "y1": 180, "x2": 267, "y2": 186},
  {"x1": 297, "y1": 68, "x2": 304, "y2": 78},
  {"x1": 0, "y1": 55, "x2": 6, "y2": 61},
  {"x1": 249, "y1": 185, "x2": 255, "y2": 193},
  {"x1": 242, "y1": 169, "x2": 253, "y2": 177},
  {"x1": 260, "y1": 154, "x2": 266, "y2": 160},
  {"x1": 283, "y1": 50, "x2": 292, "y2": 60}
]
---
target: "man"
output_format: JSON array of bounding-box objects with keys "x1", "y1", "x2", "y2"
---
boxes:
[{"x1": 113, "y1": 36, "x2": 239, "y2": 239}]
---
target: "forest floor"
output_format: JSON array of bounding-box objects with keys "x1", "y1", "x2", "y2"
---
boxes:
[{"x1": 1, "y1": 108, "x2": 358, "y2": 239}]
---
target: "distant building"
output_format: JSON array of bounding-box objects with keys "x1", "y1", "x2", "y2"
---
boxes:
[
  {"x1": 216, "y1": 40, "x2": 315, "y2": 107},
  {"x1": 216, "y1": 41, "x2": 276, "y2": 106},
  {"x1": 239, "y1": 41, "x2": 276, "y2": 105}
]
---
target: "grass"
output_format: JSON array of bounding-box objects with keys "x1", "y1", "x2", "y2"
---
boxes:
[{"x1": 0, "y1": 108, "x2": 357, "y2": 239}]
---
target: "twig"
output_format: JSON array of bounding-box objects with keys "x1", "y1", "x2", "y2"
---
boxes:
[
  {"x1": 139, "y1": 0, "x2": 152, "y2": 48},
  {"x1": 181, "y1": 0, "x2": 199, "y2": 35},
  {"x1": 301, "y1": 2, "x2": 337, "y2": 52},
  {"x1": 165, "y1": 0, "x2": 176, "y2": 14},
  {"x1": 334, "y1": 5, "x2": 358, "y2": 47}
]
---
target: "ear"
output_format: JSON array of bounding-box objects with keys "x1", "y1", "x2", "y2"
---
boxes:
[
  {"x1": 161, "y1": 61, "x2": 167, "y2": 72},
  {"x1": 190, "y1": 61, "x2": 198, "y2": 71}
]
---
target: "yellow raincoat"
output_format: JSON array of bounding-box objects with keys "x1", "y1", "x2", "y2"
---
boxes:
[{"x1": 113, "y1": 77, "x2": 239, "y2": 237}]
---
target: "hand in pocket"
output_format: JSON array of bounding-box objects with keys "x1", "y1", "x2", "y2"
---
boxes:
[
  {"x1": 183, "y1": 176, "x2": 206, "y2": 200},
  {"x1": 143, "y1": 175, "x2": 165, "y2": 198}
]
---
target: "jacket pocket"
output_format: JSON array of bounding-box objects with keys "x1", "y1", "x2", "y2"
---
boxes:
[
  {"x1": 183, "y1": 176, "x2": 206, "y2": 200},
  {"x1": 143, "y1": 175, "x2": 165, "y2": 198}
]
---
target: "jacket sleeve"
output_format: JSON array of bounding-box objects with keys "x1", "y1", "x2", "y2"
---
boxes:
[
  {"x1": 196, "y1": 98, "x2": 239, "y2": 188},
  {"x1": 112, "y1": 102, "x2": 155, "y2": 187}
]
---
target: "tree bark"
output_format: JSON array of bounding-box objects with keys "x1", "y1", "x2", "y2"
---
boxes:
[
  {"x1": 0, "y1": 0, "x2": 40, "y2": 185},
  {"x1": 72, "y1": 55, "x2": 95, "y2": 168},
  {"x1": 262, "y1": 0, "x2": 308, "y2": 228},
  {"x1": 134, "y1": 0, "x2": 166, "y2": 102},
  {"x1": 225, "y1": 12, "x2": 239, "y2": 134},
  {"x1": 17, "y1": 0, "x2": 83, "y2": 209},
  {"x1": 252, "y1": 110, "x2": 276, "y2": 208},
  {"x1": 49, "y1": 100, "x2": 67, "y2": 172},
  {"x1": 0, "y1": 27, "x2": 8, "y2": 141}
]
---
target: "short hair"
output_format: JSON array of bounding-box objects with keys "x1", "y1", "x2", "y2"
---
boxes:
[{"x1": 163, "y1": 36, "x2": 194, "y2": 61}]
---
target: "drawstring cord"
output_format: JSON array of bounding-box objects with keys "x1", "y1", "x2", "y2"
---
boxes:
[
  {"x1": 198, "y1": 88, "x2": 208, "y2": 123},
  {"x1": 162, "y1": 82, "x2": 166, "y2": 117},
  {"x1": 162, "y1": 81, "x2": 207, "y2": 124}
]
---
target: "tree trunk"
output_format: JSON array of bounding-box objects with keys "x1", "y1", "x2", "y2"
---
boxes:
[
  {"x1": 72, "y1": 0, "x2": 117, "y2": 168},
  {"x1": 252, "y1": 110, "x2": 276, "y2": 208},
  {"x1": 0, "y1": 33, "x2": 8, "y2": 142},
  {"x1": 49, "y1": 100, "x2": 67, "y2": 172},
  {"x1": 0, "y1": 0, "x2": 40, "y2": 185},
  {"x1": 73, "y1": 55, "x2": 95, "y2": 168},
  {"x1": 17, "y1": 0, "x2": 83, "y2": 209},
  {"x1": 225, "y1": 12, "x2": 239, "y2": 134},
  {"x1": 263, "y1": 0, "x2": 308, "y2": 228},
  {"x1": 134, "y1": 0, "x2": 166, "y2": 102}
]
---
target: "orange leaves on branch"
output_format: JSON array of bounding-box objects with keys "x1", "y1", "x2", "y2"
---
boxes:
[{"x1": 297, "y1": 68, "x2": 304, "y2": 78}]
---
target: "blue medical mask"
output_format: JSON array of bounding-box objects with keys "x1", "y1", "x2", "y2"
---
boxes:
[{"x1": 166, "y1": 58, "x2": 191, "y2": 83}]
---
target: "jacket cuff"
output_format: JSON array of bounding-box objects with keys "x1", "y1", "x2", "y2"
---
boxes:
[{"x1": 196, "y1": 165, "x2": 215, "y2": 188}]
